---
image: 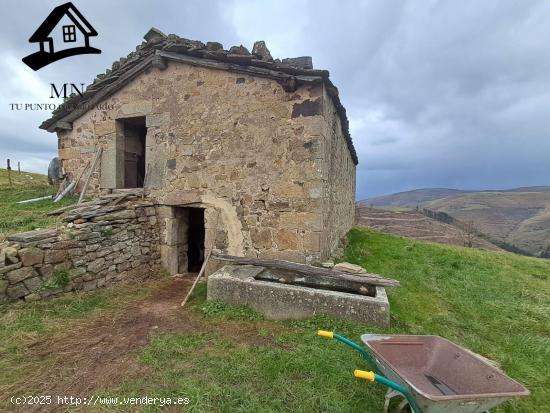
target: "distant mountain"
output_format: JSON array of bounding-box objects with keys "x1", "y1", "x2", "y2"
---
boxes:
[
  {"x1": 360, "y1": 186, "x2": 550, "y2": 208},
  {"x1": 359, "y1": 186, "x2": 550, "y2": 257},
  {"x1": 359, "y1": 188, "x2": 468, "y2": 208}
]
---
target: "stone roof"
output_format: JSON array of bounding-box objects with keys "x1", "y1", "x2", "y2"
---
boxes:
[{"x1": 41, "y1": 27, "x2": 358, "y2": 165}]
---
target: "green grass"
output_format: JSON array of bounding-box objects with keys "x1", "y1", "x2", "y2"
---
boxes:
[
  {"x1": 101, "y1": 229, "x2": 549, "y2": 412},
  {"x1": 0, "y1": 168, "x2": 77, "y2": 240},
  {"x1": 1, "y1": 226, "x2": 548, "y2": 412}
]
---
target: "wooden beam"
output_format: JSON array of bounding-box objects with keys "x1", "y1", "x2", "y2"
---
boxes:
[
  {"x1": 78, "y1": 148, "x2": 103, "y2": 204},
  {"x1": 211, "y1": 254, "x2": 400, "y2": 288}
]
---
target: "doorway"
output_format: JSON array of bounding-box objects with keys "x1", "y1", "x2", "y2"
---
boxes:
[
  {"x1": 187, "y1": 208, "x2": 205, "y2": 272},
  {"x1": 171, "y1": 207, "x2": 205, "y2": 273},
  {"x1": 117, "y1": 117, "x2": 146, "y2": 188}
]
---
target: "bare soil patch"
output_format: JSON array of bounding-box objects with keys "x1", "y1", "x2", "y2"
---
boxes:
[
  {"x1": 5, "y1": 278, "x2": 198, "y2": 412},
  {"x1": 3, "y1": 276, "x2": 284, "y2": 412}
]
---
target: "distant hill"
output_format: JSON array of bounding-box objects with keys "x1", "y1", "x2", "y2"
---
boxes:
[
  {"x1": 359, "y1": 186, "x2": 550, "y2": 257},
  {"x1": 361, "y1": 186, "x2": 550, "y2": 208},
  {"x1": 355, "y1": 206, "x2": 502, "y2": 251}
]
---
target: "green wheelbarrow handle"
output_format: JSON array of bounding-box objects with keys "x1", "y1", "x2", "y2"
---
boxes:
[{"x1": 318, "y1": 330, "x2": 423, "y2": 413}]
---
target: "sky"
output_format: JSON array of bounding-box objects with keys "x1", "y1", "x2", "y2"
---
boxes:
[{"x1": 1, "y1": 0, "x2": 549, "y2": 199}]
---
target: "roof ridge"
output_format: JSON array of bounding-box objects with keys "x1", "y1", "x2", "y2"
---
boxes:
[{"x1": 41, "y1": 28, "x2": 358, "y2": 165}]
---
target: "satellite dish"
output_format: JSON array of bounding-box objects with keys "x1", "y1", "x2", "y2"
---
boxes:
[{"x1": 47, "y1": 157, "x2": 62, "y2": 185}]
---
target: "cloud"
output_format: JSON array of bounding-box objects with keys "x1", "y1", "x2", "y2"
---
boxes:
[{"x1": 0, "y1": 0, "x2": 548, "y2": 198}]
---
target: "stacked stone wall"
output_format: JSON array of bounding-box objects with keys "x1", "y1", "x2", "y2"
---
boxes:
[{"x1": 0, "y1": 202, "x2": 160, "y2": 303}]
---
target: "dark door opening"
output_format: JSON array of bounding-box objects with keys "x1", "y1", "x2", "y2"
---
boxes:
[
  {"x1": 187, "y1": 208, "x2": 205, "y2": 272},
  {"x1": 119, "y1": 117, "x2": 146, "y2": 188}
]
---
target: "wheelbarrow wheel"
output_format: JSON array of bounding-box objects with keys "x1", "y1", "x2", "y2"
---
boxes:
[{"x1": 384, "y1": 389, "x2": 412, "y2": 413}]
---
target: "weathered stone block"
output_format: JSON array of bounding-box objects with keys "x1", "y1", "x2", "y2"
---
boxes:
[
  {"x1": 44, "y1": 249, "x2": 67, "y2": 264},
  {"x1": 18, "y1": 247, "x2": 44, "y2": 266},
  {"x1": 87, "y1": 258, "x2": 106, "y2": 273},
  {"x1": 146, "y1": 112, "x2": 170, "y2": 128},
  {"x1": 275, "y1": 229, "x2": 298, "y2": 250},
  {"x1": 69, "y1": 267, "x2": 86, "y2": 278},
  {"x1": 23, "y1": 276, "x2": 43, "y2": 292},
  {"x1": 160, "y1": 245, "x2": 179, "y2": 274},
  {"x1": 7, "y1": 266, "x2": 37, "y2": 284},
  {"x1": 7, "y1": 229, "x2": 57, "y2": 243},
  {"x1": 82, "y1": 280, "x2": 97, "y2": 291},
  {"x1": 0, "y1": 262, "x2": 22, "y2": 275},
  {"x1": 302, "y1": 232, "x2": 321, "y2": 251},
  {"x1": 250, "y1": 228, "x2": 272, "y2": 249},
  {"x1": 37, "y1": 264, "x2": 53, "y2": 278},
  {"x1": 54, "y1": 262, "x2": 72, "y2": 272},
  {"x1": 94, "y1": 121, "x2": 116, "y2": 136},
  {"x1": 7, "y1": 283, "x2": 29, "y2": 299}
]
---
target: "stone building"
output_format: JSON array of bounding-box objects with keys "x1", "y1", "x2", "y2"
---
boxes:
[{"x1": 41, "y1": 28, "x2": 357, "y2": 274}]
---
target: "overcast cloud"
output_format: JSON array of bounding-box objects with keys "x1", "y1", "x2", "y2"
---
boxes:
[{"x1": 1, "y1": 0, "x2": 549, "y2": 199}]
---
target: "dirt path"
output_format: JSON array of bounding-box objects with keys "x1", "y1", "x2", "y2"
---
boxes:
[
  {"x1": 3, "y1": 276, "x2": 284, "y2": 413},
  {"x1": 7, "y1": 277, "x2": 200, "y2": 412}
]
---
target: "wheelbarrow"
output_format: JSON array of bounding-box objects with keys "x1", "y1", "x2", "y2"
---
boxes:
[{"x1": 317, "y1": 331, "x2": 529, "y2": 413}]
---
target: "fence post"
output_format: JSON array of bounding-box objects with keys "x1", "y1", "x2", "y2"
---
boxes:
[{"x1": 7, "y1": 159, "x2": 12, "y2": 187}]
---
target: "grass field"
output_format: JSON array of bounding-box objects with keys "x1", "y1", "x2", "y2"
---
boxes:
[
  {"x1": 1, "y1": 225, "x2": 548, "y2": 412},
  {"x1": 0, "y1": 168, "x2": 76, "y2": 241}
]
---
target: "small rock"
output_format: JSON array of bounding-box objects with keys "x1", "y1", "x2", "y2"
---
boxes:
[
  {"x1": 228, "y1": 45, "x2": 250, "y2": 55},
  {"x1": 206, "y1": 41, "x2": 223, "y2": 51},
  {"x1": 252, "y1": 40, "x2": 273, "y2": 61},
  {"x1": 321, "y1": 261, "x2": 335, "y2": 268},
  {"x1": 4, "y1": 247, "x2": 19, "y2": 264},
  {"x1": 334, "y1": 262, "x2": 366, "y2": 274},
  {"x1": 25, "y1": 293, "x2": 42, "y2": 302}
]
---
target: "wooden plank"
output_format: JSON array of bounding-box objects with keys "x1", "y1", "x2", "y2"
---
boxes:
[
  {"x1": 70, "y1": 160, "x2": 91, "y2": 194},
  {"x1": 78, "y1": 148, "x2": 103, "y2": 204},
  {"x1": 211, "y1": 254, "x2": 400, "y2": 288},
  {"x1": 180, "y1": 250, "x2": 212, "y2": 307}
]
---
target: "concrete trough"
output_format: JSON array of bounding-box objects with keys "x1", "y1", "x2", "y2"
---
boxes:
[{"x1": 207, "y1": 264, "x2": 390, "y2": 327}]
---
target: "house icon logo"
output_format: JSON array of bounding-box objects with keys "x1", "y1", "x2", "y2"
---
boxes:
[{"x1": 22, "y1": 2, "x2": 101, "y2": 71}]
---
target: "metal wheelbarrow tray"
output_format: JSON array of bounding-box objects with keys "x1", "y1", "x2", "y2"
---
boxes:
[{"x1": 361, "y1": 334, "x2": 529, "y2": 413}]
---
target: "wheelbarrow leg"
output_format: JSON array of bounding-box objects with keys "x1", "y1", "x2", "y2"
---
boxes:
[{"x1": 384, "y1": 389, "x2": 411, "y2": 413}]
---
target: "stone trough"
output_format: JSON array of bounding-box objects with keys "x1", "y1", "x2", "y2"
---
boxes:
[{"x1": 207, "y1": 264, "x2": 390, "y2": 327}]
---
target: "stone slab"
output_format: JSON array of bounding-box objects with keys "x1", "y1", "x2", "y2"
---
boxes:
[
  {"x1": 207, "y1": 265, "x2": 390, "y2": 327},
  {"x1": 7, "y1": 229, "x2": 58, "y2": 243}
]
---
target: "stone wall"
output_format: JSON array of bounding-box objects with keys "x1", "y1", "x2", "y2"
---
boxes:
[
  {"x1": 57, "y1": 60, "x2": 356, "y2": 264},
  {"x1": 0, "y1": 201, "x2": 160, "y2": 303},
  {"x1": 319, "y1": 85, "x2": 357, "y2": 257}
]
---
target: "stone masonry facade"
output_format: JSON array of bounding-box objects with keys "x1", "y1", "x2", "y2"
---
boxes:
[
  {"x1": 0, "y1": 201, "x2": 160, "y2": 303},
  {"x1": 41, "y1": 30, "x2": 358, "y2": 272}
]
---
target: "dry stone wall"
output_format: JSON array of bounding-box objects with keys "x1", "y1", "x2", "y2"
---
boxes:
[{"x1": 0, "y1": 201, "x2": 160, "y2": 303}]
